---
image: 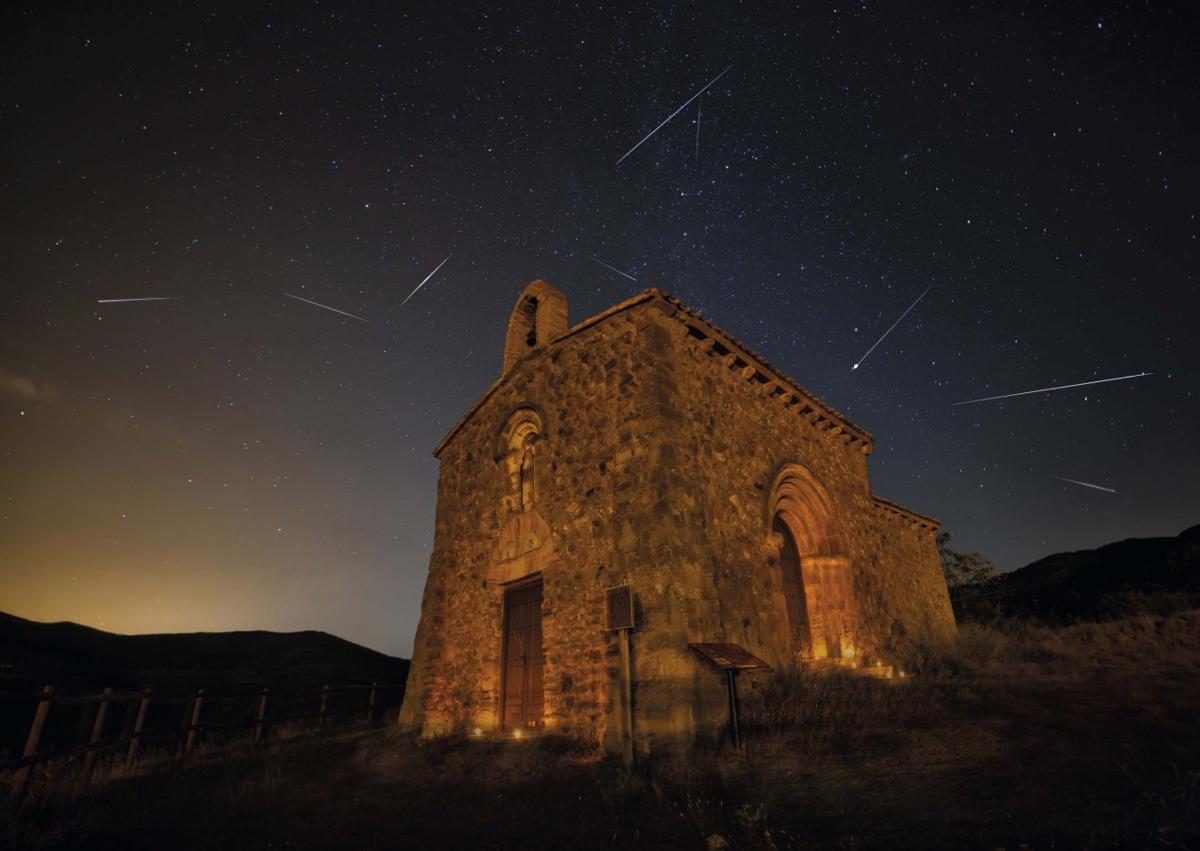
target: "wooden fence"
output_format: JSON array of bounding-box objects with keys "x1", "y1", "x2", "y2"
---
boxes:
[{"x1": 4, "y1": 681, "x2": 405, "y2": 805}]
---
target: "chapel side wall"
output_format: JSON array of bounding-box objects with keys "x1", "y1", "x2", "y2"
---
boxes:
[
  {"x1": 659, "y1": 320, "x2": 871, "y2": 707},
  {"x1": 398, "y1": 465, "x2": 460, "y2": 733},
  {"x1": 398, "y1": 303, "x2": 686, "y2": 745},
  {"x1": 653, "y1": 315, "x2": 953, "y2": 725},
  {"x1": 861, "y1": 510, "x2": 956, "y2": 654}
]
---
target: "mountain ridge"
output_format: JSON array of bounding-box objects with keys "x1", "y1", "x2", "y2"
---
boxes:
[
  {"x1": 0, "y1": 610, "x2": 409, "y2": 692},
  {"x1": 956, "y1": 524, "x2": 1200, "y2": 622}
]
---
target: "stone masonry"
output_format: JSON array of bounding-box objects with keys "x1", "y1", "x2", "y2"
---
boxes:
[{"x1": 397, "y1": 281, "x2": 955, "y2": 752}]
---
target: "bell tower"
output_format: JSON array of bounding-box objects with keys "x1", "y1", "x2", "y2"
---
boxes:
[{"x1": 502, "y1": 280, "x2": 569, "y2": 374}]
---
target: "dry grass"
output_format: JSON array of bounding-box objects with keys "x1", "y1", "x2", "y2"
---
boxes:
[{"x1": 4, "y1": 611, "x2": 1199, "y2": 849}]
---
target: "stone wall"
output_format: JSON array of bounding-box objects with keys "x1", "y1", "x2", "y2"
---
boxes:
[
  {"x1": 399, "y1": 295, "x2": 680, "y2": 743},
  {"x1": 399, "y1": 287, "x2": 955, "y2": 751},
  {"x1": 643, "y1": 300, "x2": 955, "y2": 732}
]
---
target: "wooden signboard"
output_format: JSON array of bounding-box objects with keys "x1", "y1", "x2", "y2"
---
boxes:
[
  {"x1": 689, "y1": 642, "x2": 770, "y2": 748},
  {"x1": 688, "y1": 643, "x2": 771, "y2": 671},
  {"x1": 604, "y1": 584, "x2": 634, "y2": 631}
]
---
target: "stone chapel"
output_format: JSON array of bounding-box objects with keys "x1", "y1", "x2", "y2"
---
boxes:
[{"x1": 397, "y1": 281, "x2": 955, "y2": 751}]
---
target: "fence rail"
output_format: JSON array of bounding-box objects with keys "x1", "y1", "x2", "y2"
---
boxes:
[{"x1": 5, "y1": 681, "x2": 404, "y2": 805}]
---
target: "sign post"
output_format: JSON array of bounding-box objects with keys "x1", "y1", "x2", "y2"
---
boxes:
[
  {"x1": 605, "y1": 585, "x2": 635, "y2": 768},
  {"x1": 725, "y1": 669, "x2": 741, "y2": 748},
  {"x1": 688, "y1": 643, "x2": 771, "y2": 749}
]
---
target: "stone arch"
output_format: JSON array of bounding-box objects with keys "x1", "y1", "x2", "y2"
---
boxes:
[
  {"x1": 766, "y1": 463, "x2": 846, "y2": 556},
  {"x1": 497, "y1": 407, "x2": 544, "y2": 514},
  {"x1": 766, "y1": 464, "x2": 857, "y2": 660},
  {"x1": 492, "y1": 404, "x2": 549, "y2": 460},
  {"x1": 502, "y1": 280, "x2": 569, "y2": 374}
]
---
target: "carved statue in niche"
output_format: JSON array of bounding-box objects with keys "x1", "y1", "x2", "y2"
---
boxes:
[
  {"x1": 501, "y1": 413, "x2": 540, "y2": 516},
  {"x1": 520, "y1": 442, "x2": 535, "y2": 509}
]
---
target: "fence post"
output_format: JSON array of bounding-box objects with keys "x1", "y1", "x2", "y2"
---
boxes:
[
  {"x1": 10, "y1": 685, "x2": 54, "y2": 804},
  {"x1": 80, "y1": 687, "x2": 113, "y2": 788},
  {"x1": 254, "y1": 688, "x2": 270, "y2": 743},
  {"x1": 318, "y1": 685, "x2": 330, "y2": 727},
  {"x1": 127, "y1": 688, "x2": 152, "y2": 765},
  {"x1": 367, "y1": 682, "x2": 377, "y2": 723},
  {"x1": 184, "y1": 689, "x2": 205, "y2": 756}
]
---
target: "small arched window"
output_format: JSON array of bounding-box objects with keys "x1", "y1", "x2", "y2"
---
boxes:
[
  {"x1": 520, "y1": 297, "x2": 538, "y2": 348},
  {"x1": 500, "y1": 408, "x2": 543, "y2": 513}
]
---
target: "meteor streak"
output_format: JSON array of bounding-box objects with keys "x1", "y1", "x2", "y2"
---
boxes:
[
  {"x1": 851, "y1": 283, "x2": 934, "y2": 370},
  {"x1": 282, "y1": 292, "x2": 368, "y2": 322},
  {"x1": 617, "y1": 67, "x2": 731, "y2": 166},
  {"x1": 96, "y1": 297, "x2": 173, "y2": 303},
  {"x1": 951, "y1": 371, "x2": 1153, "y2": 406},
  {"x1": 695, "y1": 97, "x2": 701, "y2": 165},
  {"x1": 1057, "y1": 476, "x2": 1116, "y2": 494},
  {"x1": 401, "y1": 254, "x2": 452, "y2": 306},
  {"x1": 590, "y1": 256, "x2": 637, "y2": 282}
]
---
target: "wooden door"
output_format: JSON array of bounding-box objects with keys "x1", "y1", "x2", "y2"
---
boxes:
[{"x1": 501, "y1": 580, "x2": 544, "y2": 730}]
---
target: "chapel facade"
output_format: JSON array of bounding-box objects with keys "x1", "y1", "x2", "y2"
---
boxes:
[{"x1": 397, "y1": 281, "x2": 955, "y2": 750}]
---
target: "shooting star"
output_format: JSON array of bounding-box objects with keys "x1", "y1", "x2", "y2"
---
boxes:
[
  {"x1": 617, "y1": 67, "x2": 731, "y2": 166},
  {"x1": 282, "y1": 292, "x2": 368, "y2": 322},
  {"x1": 401, "y1": 254, "x2": 451, "y2": 306},
  {"x1": 96, "y1": 297, "x2": 173, "y2": 303},
  {"x1": 590, "y1": 256, "x2": 637, "y2": 282},
  {"x1": 1057, "y1": 477, "x2": 1116, "y2": 494},
  {"x1": 952, "y1": 371, "x2": 1153, "y2": 406},
  {"x1": 695, "y1": 97, "x2": 702, "y2": 165},
  {"x1": 852, "y1": 283, "x2": 934, "y2": 370}
]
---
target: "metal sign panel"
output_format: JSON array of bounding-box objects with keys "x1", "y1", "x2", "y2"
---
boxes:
[
  {"x1": 689, "y1": 643, "x2": 771, "y2": 671},
  {"x1": 605, "y1": 585, "x2": 634, "y2": 631}
]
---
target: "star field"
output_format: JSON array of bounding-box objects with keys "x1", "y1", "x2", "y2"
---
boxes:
[{"x1": 1, "y1": 3, "x2": 1196, "y2": 656}]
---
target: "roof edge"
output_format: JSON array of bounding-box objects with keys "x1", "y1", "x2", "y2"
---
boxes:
[
  {"x1": 656, "y1": 292, "x2": 872, "y2": 446},
  {"x1": 872, "y1": 494, "x2": 940, "y2": 530},
  {"x1": 433, "y1": 286, "x2": 873, "y2": 457}
]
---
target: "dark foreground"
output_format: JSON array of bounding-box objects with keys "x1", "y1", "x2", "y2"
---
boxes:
[{"x1": 4, "y1": 613, "x2": 1200, "y2": 850}]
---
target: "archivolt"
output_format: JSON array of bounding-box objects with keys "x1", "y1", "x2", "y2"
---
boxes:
[
  {"x1": 766, "y1": 463, "x2": 846, "y2": 557},
  {"x1": 494, "y1": 405, "x2": 545, "y2": 460}
]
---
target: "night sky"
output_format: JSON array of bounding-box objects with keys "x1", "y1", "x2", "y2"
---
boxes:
[{"x1": 2, "y1": 4, "x2": 1196, "y2": 657}]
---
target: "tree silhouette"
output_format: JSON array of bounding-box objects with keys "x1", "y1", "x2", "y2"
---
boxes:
[{"x1": 937, "y1": 532, "x2": 996, "y2": 588}]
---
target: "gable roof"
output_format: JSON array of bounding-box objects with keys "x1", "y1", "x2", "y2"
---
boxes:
[{"x1": 434, "y1": 288, "x2": 873, "y2": 458}]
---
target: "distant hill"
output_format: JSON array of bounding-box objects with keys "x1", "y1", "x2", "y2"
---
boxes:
[
  {"x1": 954, "y1": 525, "x2": 1200, "y2": 623},
  {"x1": 0, "y1": 611, "x2": 409, "y2": 692}
]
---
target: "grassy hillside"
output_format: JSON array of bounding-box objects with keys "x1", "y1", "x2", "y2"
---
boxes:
[{"x1": 4, "y1": 610, "x2": 1197, "y2": 849}]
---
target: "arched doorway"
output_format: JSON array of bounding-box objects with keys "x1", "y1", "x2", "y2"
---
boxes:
[
  {"x1": 768, "y1": 464, "x2": 856, "y2": 661},
  {"x1": 773, "y1": 515, "x2": 812, "y2": 656}
]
